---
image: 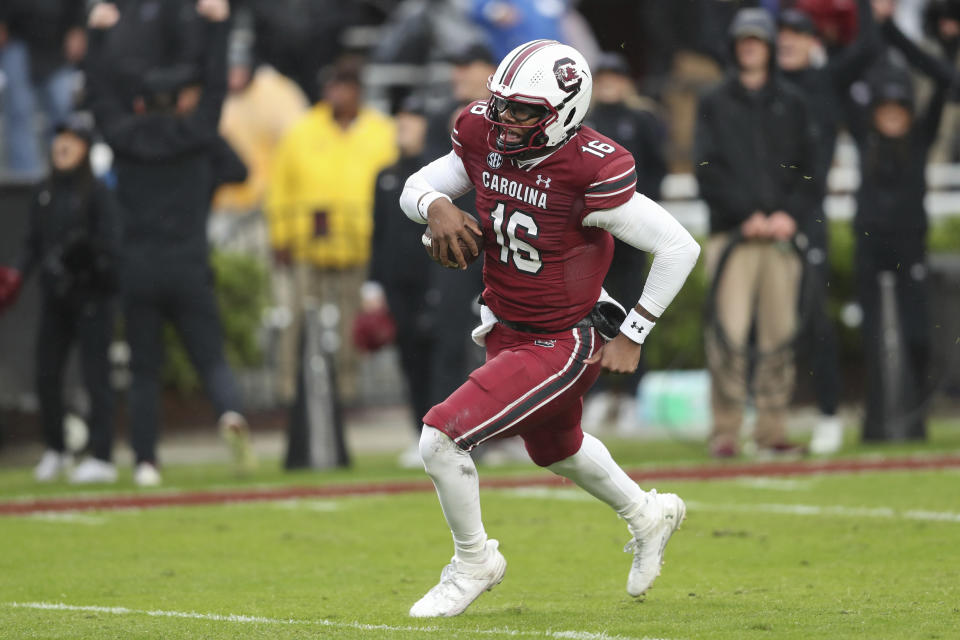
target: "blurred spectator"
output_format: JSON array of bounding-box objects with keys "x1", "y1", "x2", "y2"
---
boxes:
[
  {"x1": 922, "y1": 0, "x2": 960, "y2": 161},
  {"x1": 0, "y1": 113, "x2": 121, "y2": 484},
  {"x1": 793, "y1": 0, "x2": 861, "y2": 50},
  {"x1": 266, "y1": 58, "x2": 397, "y2": 407},
  {"x1": 367, "y1": 96, "x2": 436, "y2": 465},
  {"x1": 370, "y1": 0, "x2": 486, "y2": 67},
  {"x1": 777, "y1": 0, "x2": 879, "y2": 454},
  {"x1": 213, "y1": 63, "x2": 308, "y2": 213},
  {"x1": 582, "y1": 52, "x2": 667, "y2": 433},
  {"x1": 86, "y1": 0, "x2": 255, "y2": 486},
  {"x1": 586, "y1": 53, "x2": 667, "y2": 200},
  {"x1": 231, "y1": 0, "x2": 348, "y2": 103},
  {"x1": 0, "y1": 0, "x2": 85, "y2": 175},
  {"x1": 694, "y1": 8, "x2": 818, "y2": 458},
  {"x1": 94, "y1": 0, "x2": 205, "y2": 86},
  {"x1": 923, "y1": 0, "x2": 960, "y2": 59},
  {"x1": 633, "y1": 0, "x2": 698, "y2": 97},
  {"x1": 467, "y1": 0, "x2": 567, "y2": 60},
  {"x1": 697, "y1": 0, "x2": 761, "y2": 65},
  {"x1": 425, "y1": 45, "x2": 497, "y2": 158},
  {"x1": 846, "y1": 16, "x2": 957, "y2": 441}
]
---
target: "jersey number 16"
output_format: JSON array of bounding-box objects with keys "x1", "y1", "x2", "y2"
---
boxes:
[{"x1": 490, "y1": 202, "x2": 543, "y2": 275}]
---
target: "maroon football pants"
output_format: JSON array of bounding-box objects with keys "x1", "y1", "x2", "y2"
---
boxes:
[{"x1": 424, "y1": 324, "x2": 602, "y2": 467}]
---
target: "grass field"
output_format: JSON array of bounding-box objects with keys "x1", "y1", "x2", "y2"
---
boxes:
[{"x1": 2, "y1": 421, "x2": 959, "y2": 639}]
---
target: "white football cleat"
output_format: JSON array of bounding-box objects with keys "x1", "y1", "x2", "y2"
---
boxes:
[
  {"x1": 134, "y1": 462, "x2": 162, "y2": 487},
  {"x1": 34, "y1": 450, "x2": 69, "y2": 482},
  {"x1": 70, "y1": 457, "x2": 118, "y2": 484},
  {"x1": 624, "y1": 490, "x2": 686, "y2": 596},
  {"x1": 409, "y1": 539, "x2": 507, "y2": 618}
]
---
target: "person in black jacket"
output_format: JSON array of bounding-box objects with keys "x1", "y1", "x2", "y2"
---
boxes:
[
  {"x1": 365, "y1": 97, "x2": 437, "y2": 466},
  {"x1": 86, "y1": 0, "x2": 255, "y2": 486},
  {"x1": 845, "y1": 13, "x2": 956, "y2": 442},
  {"x1": 776, "y1": 0, "x2": 881, "y2": 454},
  {"x1": 582, "y1": 52, "x2": 668, "y2": 433},
  {"x1": 0, "y1": 113, "x2": 121, "y2": 483},
  {"x1": 694, "y1": 7, "x2": 819, "y2": 458}
]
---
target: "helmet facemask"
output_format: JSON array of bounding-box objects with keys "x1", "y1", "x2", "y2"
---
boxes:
[{"x1": 484, "y1": 93, "x2": 558, "y2": 156}]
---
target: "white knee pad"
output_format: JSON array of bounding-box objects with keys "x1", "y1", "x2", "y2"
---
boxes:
[{"x1": 419, "y1": 425, "x2": 467, "y2": 474}]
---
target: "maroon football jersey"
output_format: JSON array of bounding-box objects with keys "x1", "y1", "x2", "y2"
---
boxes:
[{"x1": 452, "y1": 101, "x2": 638, "y2": 332}]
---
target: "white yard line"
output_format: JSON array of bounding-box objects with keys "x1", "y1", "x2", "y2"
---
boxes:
[
  {"x1": 731, "y1": 477, "x2": 817, "y2": 491},
  {"x1": 502, "y1": 487, "x2": 960, "y2": 523},
  {"x1": 24, "y1": 512, "x2": 107, "y2": 525},
  {"x1": 270, "y1": 499, "x2": 341, "y2": 512},
  {"x1": 684, "y1": 501, "x2": 960, "y2": 523},
  {"x1": 5, "y1": 602, "x2": 674, "y2": 640}
]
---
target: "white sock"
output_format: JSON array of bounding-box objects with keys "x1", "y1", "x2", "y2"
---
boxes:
[
  {"x1": 548, "y1": 433, "x2": 648, "y2": 520},
  {"x1": 419, "y1": 426, "x2": 488, "y2": 562}
]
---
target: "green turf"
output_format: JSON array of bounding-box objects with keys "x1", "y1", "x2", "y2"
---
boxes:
[{"x1": 2, "y1": 419, "x2": 959, "y2": 638}]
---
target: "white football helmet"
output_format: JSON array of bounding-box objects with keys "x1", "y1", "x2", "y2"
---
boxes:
[{"x1": 485, "y1": 39, "x2": 593, "y2": 156}]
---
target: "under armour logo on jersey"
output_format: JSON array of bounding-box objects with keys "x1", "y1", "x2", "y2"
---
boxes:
[
  {"x1": 536, "y1": 175, "x2": 551, "y2": 189},
  {"x1": 630, "y1": 321, "x2": 644, "y2": 334},
  {"x1": 487, "y1": 152, "x2": 503, "y2": 169}
]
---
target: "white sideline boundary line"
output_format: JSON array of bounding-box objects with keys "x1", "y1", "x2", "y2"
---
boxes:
[
  {"x1": 685, "y1": 501, "x2": 960, "y2": 523},
  {"x1": 25, "y1": 512, "x2": 107, "y2": 525},
  {"x1": 5, "y1": 602, "x2": 674, "y2": 640},
  {"x1": 502, "y1": 488, "x2": 960, "y2": 523}
]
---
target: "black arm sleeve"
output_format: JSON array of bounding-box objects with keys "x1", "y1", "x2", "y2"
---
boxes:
[
  {"x1": 92, "y1": 183, "x2": 123, "y2": 260},
  {"x1": 85, "y1": 28, "x2": 130, "y2": 136},
  {"x1": 189, "y1": 20, "x2": 230, "y2": 137},
  {"x1": 209, "y1": 136, "x2": 248, "y2": 189},
  {"x1": 919, "y1": 77, "x2": 950, "y2": 151},
  {"x1": 828, "y1": 0, "x2": 883, "y2": 90},
  {"x1": 89, "y1": 182, "x2": 123, "y2": 292},
  {"x1": 882, "y1": 20, "x2": 957, "y2": 87},
  {"x1": 17, "y1": 195, "x2": 43, "y2": 279},
  {"x1": 368, "y1": 172, "x2": 390, "y2": 286}
]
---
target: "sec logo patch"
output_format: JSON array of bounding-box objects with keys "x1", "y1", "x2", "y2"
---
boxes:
[{"x1": 487, "y1": 152, "x2": 503, "y2": 169}]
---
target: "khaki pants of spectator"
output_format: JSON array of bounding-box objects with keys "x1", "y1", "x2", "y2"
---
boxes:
[
  {"x1": 705, "y1": 235, "x2": 800, "y2": 449},
  {"x1": 278, "y1": 263, "x2": 367, "y2": 407}
]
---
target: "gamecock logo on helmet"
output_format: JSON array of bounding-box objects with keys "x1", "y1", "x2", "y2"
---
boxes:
[{"x1": 553, "y1": 57, "x2": 581, "y2": 93}]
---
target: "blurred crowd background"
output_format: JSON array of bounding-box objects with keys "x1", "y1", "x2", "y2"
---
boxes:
[{"x1": 0, "y1": 0, "x2": 959, "y2": 484}]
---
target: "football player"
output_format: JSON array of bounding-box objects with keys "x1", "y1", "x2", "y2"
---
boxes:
[{"x1": 399, "y1": 39, "x2": 701, "y2": 617}]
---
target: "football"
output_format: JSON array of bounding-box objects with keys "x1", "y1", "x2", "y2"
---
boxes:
[{"x1": 421, "y1": 215, "x2": 485, "y2": 267}]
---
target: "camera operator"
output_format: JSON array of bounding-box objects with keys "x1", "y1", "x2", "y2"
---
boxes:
[
  {"x1": 86, "y1": 0, "x2": 254, "y2": 486},
  {"x1": 0, "y1": 114, "x2": 121, "y2": 483}
]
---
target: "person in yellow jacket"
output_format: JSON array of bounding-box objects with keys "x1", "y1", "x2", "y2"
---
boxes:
[{"x1": 266, "y1": 59, "x2": 397, "y2": 405}]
